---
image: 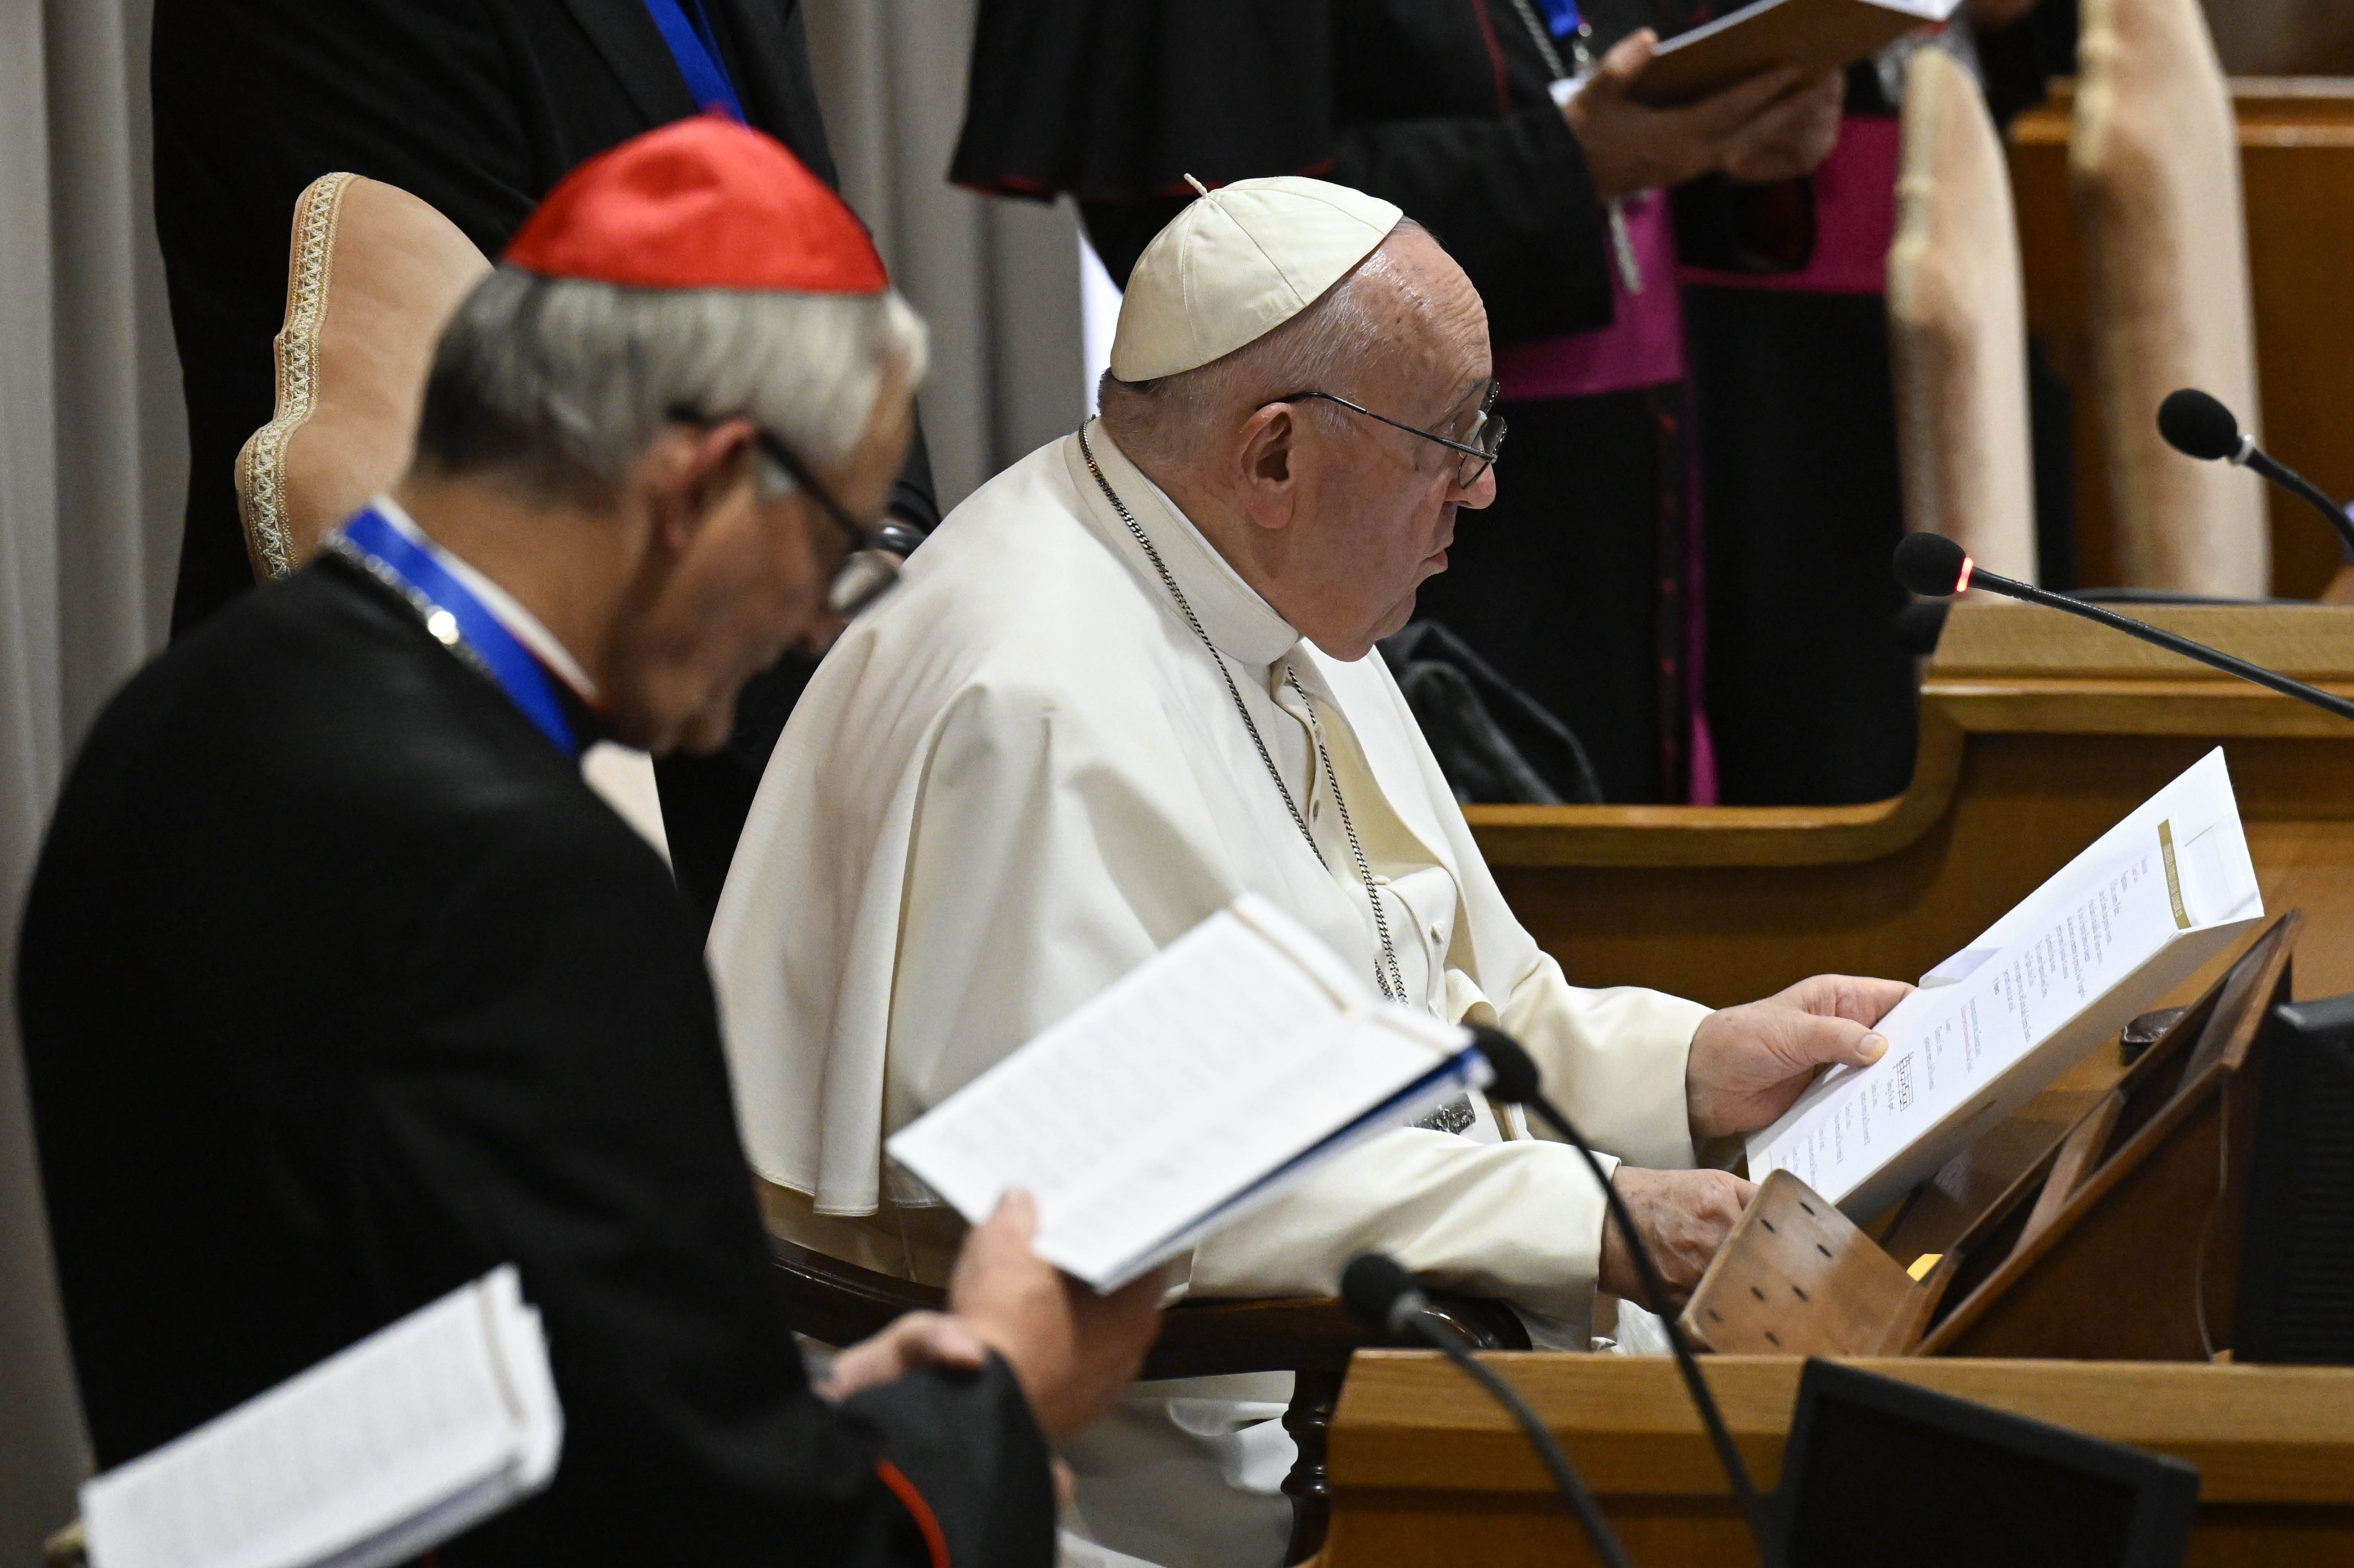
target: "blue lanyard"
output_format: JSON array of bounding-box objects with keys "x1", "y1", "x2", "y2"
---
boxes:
[
  {"x1": 642, "y1": 0, "x2": 745, "y2": 121},
  {"x1": 1536, "y1": 0, "x2": 1582, "y2": 38},
  {"x1": 333, "y1": 507, "x2": 580, "y2": 759}
]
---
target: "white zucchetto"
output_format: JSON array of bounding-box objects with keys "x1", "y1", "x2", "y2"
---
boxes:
[{"x1": 1108, "y1": 175, "x2": 1405, "y2": 383}]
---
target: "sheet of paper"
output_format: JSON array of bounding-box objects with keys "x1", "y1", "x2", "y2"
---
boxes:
[
  {"x1": 887, "y1": 894, "x2": 1479, "y2": 1289},
  {"x1": 1919, "y1": 747, "x2": 2254, "y2": 986},
  {"x1": 83, "y1": 1267, "x2": 561, "y2": 1568},
  {"x1": 1749, "y1": 749, "x2": 2261, "y2": 1214}
]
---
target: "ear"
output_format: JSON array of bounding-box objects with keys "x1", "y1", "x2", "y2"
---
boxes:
[
  {"x1": 1234, "y1": 404, "x2": 1301, "y2": 533},
  {"x1": 649, "y1": 420, "x2": 759, "y2": 554}
]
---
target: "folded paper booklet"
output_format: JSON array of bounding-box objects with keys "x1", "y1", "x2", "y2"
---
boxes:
[
  {"x1": 82, "y1": 1266, "x2": 562, "y2": 1568},
  {"x1": 1636, "y1": 0, "x2": 1959, "y2": 105},
  {"x1": 1750, "y1": 748, "x2": 2263, "y2": 1218},
  {"x1": 886, "y1": 893, "x2": 1490, "y2": 1292}
]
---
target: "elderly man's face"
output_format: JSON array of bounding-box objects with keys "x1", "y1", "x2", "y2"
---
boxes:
[
  {"x1": 1275, "y1": 230, "x2": 1496, "y2": 659},
  {"x1": 607, "y1": 375, "x2": 912, "y2": 754}
]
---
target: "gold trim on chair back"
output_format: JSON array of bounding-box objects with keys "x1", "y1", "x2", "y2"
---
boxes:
[
  {"x1": 42, "y1": 1521, "x2": 85, "y2": 1568},
  {"x1": 234, "y1": 173, "x2": 492, "y2": 581},
  {"x1": 2072, "y1": 0, "x2": 2270, "y2": 595},
  {"x1": 1887, "y1": 46, "x2": 2039, "y2": 584}
]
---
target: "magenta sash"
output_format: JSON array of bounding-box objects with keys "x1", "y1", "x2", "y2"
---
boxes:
[{"x1": 1491, "y1": 189, "x2": 1687, "y2": 402}]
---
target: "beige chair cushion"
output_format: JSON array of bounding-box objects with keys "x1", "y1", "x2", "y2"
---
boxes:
[
  {"x1": 1887, "y1": 46, "x2": 2040, "y2": 584},
  {"x1": 235, "y1": 173, "x2": 493, "y2": 580},
  {"x1": 2073, "y1": 0, "x2": 2270, "y2": 595}
]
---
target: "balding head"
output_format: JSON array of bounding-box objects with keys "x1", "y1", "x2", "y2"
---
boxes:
[{"x1": 1097, "y1": 223, "x2": 1498, "y2": 660}]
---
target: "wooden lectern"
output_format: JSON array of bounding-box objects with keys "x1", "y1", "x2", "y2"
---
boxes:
[
  {"x1": 1321, "y1": 916, "x2": 2344, "y2": 1564},
  {"x1": 1673, "y1": 911, "x2": 2302, "y2": 1362}
]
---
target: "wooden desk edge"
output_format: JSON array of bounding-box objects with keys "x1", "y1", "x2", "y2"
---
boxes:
[{"x1": 1328, "y1": 1353, "x2": 2354, "y2": 1502}]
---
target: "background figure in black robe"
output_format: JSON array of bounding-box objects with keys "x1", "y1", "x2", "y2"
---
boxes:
[
  {"x1": 151, "y1": 0, "x2": 918, "y2": 928},
  {"x1": 1687, "y1": 4, "x2": 2075, "y2": 806},
  {"x1": 23, "y1": 119, "x2": 1159, "y2": 1566},
  {"x1": 956, "y1": 0, "x2": 1842, "y2": 805}
]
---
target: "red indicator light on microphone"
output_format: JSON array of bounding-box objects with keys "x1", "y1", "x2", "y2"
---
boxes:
[{"x1": 1955, "y1": 555, "x2": 1976, "y2": 594}]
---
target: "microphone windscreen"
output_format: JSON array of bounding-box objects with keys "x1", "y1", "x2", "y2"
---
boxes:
[
  {"x1": 2157, "y1": 388, "x2": 2243, "y2": 461},
  {"x1": 1340, "y1": 1252, "x2": 1418, "y2": 1332},
  {"x1": 1893, "y1": 532, "x2": 1971, "y2": 598},
  {"x1": 1468, "y1": 1025, "x2": 1542, "y2": 1104}
]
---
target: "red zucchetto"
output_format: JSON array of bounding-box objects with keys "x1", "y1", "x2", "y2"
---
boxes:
[{"x1": 505, "y1": 114, "x2": 887, "y2": 295}]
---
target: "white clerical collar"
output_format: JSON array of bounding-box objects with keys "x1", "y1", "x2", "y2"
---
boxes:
[
  {"x1": 370, "y1": 496, "x2": 602, "y2": 701},
  {"x1": 1071, "y1": 420, "x2": 1301, "y2": 668}
]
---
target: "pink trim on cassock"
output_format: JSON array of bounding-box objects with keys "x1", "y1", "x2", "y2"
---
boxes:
[
  {"x1": 1677, "y1": 116, "x2": 1902, "y2": 296},
  {"x1": 1490, "y1": 191, "x2": 1686, "y2": 402}
]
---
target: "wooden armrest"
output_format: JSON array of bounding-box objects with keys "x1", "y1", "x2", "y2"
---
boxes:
[{"x1": 766, "y1": 1234, "x2": 1530, "y2": 1380}]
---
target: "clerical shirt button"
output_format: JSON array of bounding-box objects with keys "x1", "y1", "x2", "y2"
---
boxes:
[{"x1": 425, "y1": 609, "x2": 461, "y2": 645}]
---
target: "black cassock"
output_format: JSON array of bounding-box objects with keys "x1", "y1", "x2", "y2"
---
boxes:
[
  {"x1": 150, "y1": 0, "x2": 919, "y2": 930},
  {"x1": 18, "y1": 557, "x2": 1055, "y2": 1567}
]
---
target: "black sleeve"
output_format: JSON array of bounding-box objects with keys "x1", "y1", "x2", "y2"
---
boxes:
[
  {"x1": 1327, "y1": 104, "x2": 1618, "y2": 345},
  {"x1": 360, "y1": 811, "x2": 1055, "y2": 1567}
]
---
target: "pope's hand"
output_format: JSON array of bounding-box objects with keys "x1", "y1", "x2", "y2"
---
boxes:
[
  {"x1": 944, "y1": 1188, "x2": 1164, "y2": 1440},
  {"x1": 1599, "y1": 1166, "x2": 1755, "y2": 1310},
  {"x1": 1686, "y1": 974, "x2": 1913, "y2": 1137}
]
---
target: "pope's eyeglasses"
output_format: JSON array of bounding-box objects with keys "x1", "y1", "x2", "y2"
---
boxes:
[
  {"x1": 1274, "y1": 379, "x2": 1506, "y2": 488},
  {"x1": 666, "y1": 405, "x2": 917, "y2": 617}
]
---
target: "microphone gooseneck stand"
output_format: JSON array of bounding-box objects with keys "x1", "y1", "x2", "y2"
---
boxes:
[
  {"x1": 1462, "y1": 1026, "x2": 1785, "y2": 1568},
  {"x1": 2158, "y1": 387, "x2": 2354, "y2": 561},
  {"x1": 1340, "y1": 1254, "x2": 1637, "y2": 1568},
  {"x1": 1891, "y1": 532, "x2": 2354, "y2": 725}
]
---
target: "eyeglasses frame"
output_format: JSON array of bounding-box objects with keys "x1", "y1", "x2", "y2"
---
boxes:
[
  {"x1": 1273, "y1": 380, "x2": 1507, "y2": 487},
  {"x1": 664, "y1": 404, "x2": 913, "y2": 617}
]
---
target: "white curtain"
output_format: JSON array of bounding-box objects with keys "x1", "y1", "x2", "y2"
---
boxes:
[
  {"x1": 2, "y1": 0, "x2": 187, "y2": 1560},
  {"x1": 800, "y1": 0, "x2": 1086, "y2": 507}
]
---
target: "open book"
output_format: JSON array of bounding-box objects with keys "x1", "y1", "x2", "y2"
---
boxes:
[
  {"x1": 82, "y1": 1267, "x2": 562, "y2": 1568},
  {"x1": 886, "y1": 894, "x2": 1490, "y2": 1291},
  {"x1": 1750, "y1": 749, "x2": 2264, "y2": 1218},
  {"x1": 1636, "y1": 0, "x2": 1959, "y2": 105}
]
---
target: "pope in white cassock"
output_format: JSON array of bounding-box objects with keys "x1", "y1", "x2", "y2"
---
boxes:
[{"x1": 709, "y1": 177, "x2": 1909, "y2": 1568}]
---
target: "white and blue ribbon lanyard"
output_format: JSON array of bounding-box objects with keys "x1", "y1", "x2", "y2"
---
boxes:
[
  {"x1": 1513, "y1": 0, "x2": 1645, "y2": 294},
  {"x1": 642, "y1": 0, "x2": 746, "y2": 121},
  {"x1": 331, "y1": 507, "x2": 580, "y2": 760}
]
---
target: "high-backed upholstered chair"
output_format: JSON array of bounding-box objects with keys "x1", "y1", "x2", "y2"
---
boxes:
[
  {"x1": 236, "y1": 172, "x2": 493, "y2": 580},
  {"x1": 1887, "y1": 46, "x2": 2040, "y2": 584},
  {"x1": 2072, "y1": 0, "x2": 2270, "y2": 596},
  {"x1": 234, "y1": 173, "x2": 668, "y2": 851}
]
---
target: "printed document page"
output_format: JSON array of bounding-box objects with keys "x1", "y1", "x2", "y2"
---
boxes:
[
  {"x1": 1749, "y1": 748, "x2": 2262, "y2": 1216},
  {"x1": 82, "y1": 1266, "x2": 561, "y2": 1568},
  {"x1": 887, "y1": 893, "x2": 1484, "y2": 1290}
]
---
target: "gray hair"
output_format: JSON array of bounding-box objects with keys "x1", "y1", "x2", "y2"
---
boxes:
[
  {"x1": 1095, "y1": 220, "x2": 1423, "y2": 470},
  {"x1": 416, "y1": 264, "x2": 928, "y2": 498}
]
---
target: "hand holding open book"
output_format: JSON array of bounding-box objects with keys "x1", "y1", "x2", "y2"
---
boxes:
[{"x1": 887, "y1": 895, "x2": 1491, "y2": 1293}]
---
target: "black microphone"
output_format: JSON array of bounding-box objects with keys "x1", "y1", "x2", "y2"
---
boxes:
[
  {"x1": 1341, "y1": 1253, "x2": 1637, "y2": 1568},
  {"x1": 1893, "y1": 532, "x2": 2354, "y2": 725},
  {"x1": 2158, "y1": 388, "x2": 2354, "y2": 562},
  {"x1": 1466, "y1": 1026, "x2": 1783, "y2": 1568}
]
